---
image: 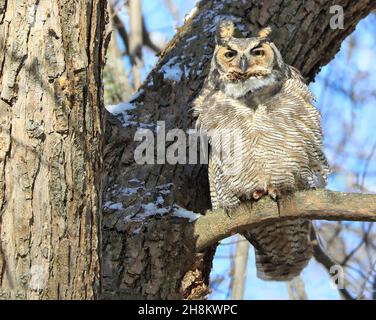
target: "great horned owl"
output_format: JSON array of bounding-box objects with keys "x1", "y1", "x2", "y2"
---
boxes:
[{"x1": 193, "y1": 20, "x2": 330, "y2": 281}]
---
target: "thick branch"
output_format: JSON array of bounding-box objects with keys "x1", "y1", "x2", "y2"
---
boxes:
[{"x1": 192, "y1": 190, "x2": 376, "y2": 252}]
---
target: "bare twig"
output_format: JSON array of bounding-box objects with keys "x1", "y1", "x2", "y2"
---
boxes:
[
  {"x1": 111, "y1": 11, "x2": 161, "y2": 55},
  {"x1": 360, "y1": 141, "x2": 376, "y2": 188},
  {"x1": 341, "y1": 223, "x2": 373, "y2": 266},
  {"x1": 310, "y1": 229, "x2": 355, "y2": 300},
  {"x1": 112, "y1": 10, "x2": 129, "y2": 55},
  {"x1": 164, "y1": 0, "x2": 180, "y2": 26},
  {"x1": 142, "y1": 17, "x2": 163, "y2": 53}
]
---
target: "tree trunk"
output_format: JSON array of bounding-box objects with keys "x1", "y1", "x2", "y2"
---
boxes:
[
  {"x1": 104, "y1": 2, "x2": 132, "y2": 106},
  {"x1": 0, "y1": 0, "x2": 107, "y2": 299},
  {"x1": 129, "y1": 0, "x2": 143, "y2": 90},
  {"x1": 230, "y1": 236, "x2": 249, "y2": 300},
  {"x1": 102, "y1": 0, "x2": 376, "y2": 300}
]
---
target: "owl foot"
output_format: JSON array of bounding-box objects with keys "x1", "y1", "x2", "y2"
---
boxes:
[
  {"x1": 252, "y1": 189, "x2": 267, "y2": 200},
  {"x1": 268, "y1": 187, "x2": 281, "y2": 200},
  {"x1": 224, "y1": 208, "x2": 232, "y2": 218},
  {"x1": 266, "y1": 187, "x2": 282, "y2": 216}
]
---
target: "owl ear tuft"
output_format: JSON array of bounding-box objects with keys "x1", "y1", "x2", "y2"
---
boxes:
[
  {"x1": 216, "y1": 20, "x2": 235, "y2": 44},
  {"x1": 258, "y1": 26, "x2": 272, "y2": 38}
]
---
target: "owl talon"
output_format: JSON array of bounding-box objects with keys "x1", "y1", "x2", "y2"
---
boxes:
[
  {"x1": 268, "y1": 187, "x2": 281, "y2": 200},
  {"x1": 224, "y1": 207, "x2": 232, "y2": 217},
  {"x1": 252, "y1": 189, "x2": 267, "y2": 200}
]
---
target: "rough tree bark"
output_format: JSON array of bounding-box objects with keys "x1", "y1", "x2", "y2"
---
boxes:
[
  {"x1": 0, "y1": 0, "x2": 107, "y2": 299},
  {"x1": 102, "y1": 0, "x2": 376, "y2": 300}
]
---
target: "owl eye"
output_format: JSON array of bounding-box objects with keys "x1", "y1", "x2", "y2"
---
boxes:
[
  {"x1": 224, "y1": 50, "x2": 237, "y2": 59},
  {"x1": 252, "y1": 49, "x2": 265, "y2": 57}
]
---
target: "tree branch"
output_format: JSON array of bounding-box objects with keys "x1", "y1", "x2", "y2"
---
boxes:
[
  {"x1": 111, "y1": 7, "x2": 162, "y2": 56},
  {"x1": 142, "y1": 16, "x2": 162, "y2": 53},
  {"x1": 192, "y1": 190, "x2": 376, "y2": 252},
  {"x1": 112, "y1": 10, "x2": 129, "y2": 55}
]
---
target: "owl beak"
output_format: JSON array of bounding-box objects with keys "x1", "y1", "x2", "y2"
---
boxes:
[{"x1": 239, "y1": 56, "x2": 248, "y2": 74}]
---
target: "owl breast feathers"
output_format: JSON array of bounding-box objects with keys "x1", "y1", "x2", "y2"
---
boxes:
[{"x1": 193, "y1": 20, "x2": 329, "y2": 281}]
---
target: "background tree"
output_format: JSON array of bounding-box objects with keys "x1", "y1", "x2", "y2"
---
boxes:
[{"x1": 0, "y1": 0, "x2": 107, "y2": 299}]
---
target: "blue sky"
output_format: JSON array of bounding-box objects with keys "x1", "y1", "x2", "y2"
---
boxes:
[{"x1": 115, "y1": 1, "x2": 376, "y2": 299}]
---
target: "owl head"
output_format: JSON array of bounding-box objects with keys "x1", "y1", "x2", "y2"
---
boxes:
[{"x1": 209, "y1": 20, "x2": 290, "y2": 98}]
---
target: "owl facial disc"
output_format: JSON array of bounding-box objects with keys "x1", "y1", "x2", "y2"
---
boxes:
[{"x1": 210, "y1": 20, "x2": 288, "y2": 98}]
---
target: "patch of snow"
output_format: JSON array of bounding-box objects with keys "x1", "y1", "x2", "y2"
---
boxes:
[
  {"x1": 104, "y1": 201, "x2": 124, "y2": 210},
  {"x1": 105, "y1": 101, "x2": 136, "y2": 127},
  {"x1": 146, "y1": 77, "x2": 154, "y2": 87},
  {"x1": 106, "y1": 101, "x2": 135, "y2": 115},
  {"x1": 120, "y1": 187, "x2": 140, "y2": 196},
  {"x1": 156, "y1": 183, "x2": 173, "y2": 194},
  {"x1": 105, "y1": 90, "x2": 144, "y2": 127},
  {"x1": 129, "y1": 89, "x2": 144, "y2": 102},
  {"x1": 160, "y1": 57, "x2": 183, "y2": 81},
  {"x1": 142, "y1": 202, "x2": 169, "y2": 216},
  {"x1": 173, "y1": 205, "x2": 201, "y2": 222},
  {"x1": 156, "y1": 195, "x2": 164, "y2": 205},
  {"x1": 185, "y1": 6, "x2": 198, "y2": 22},
  {"x1": 138, "y1": 122, "x2": 156, "y2": 129},
  {"x1": 184, "y1": 65, "x2": 191, "y2": 79},
  {"x1": 186, "y1": 35, "x2": 198, "y2": 43}
]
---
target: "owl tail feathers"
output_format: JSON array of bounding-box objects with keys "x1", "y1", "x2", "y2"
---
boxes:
[{"x1": 242, "y1": 218, "x2": 313, "y2": 281}]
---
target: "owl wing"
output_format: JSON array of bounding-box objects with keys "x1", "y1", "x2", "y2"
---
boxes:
[
  {"x1": 265, "y1": 77, "x2": 330, "y2": 188},
  {"x1": 194, "y1": 83, "x2": 248, "y2": 209},
  {"x1": 208, "y1": 151, "x2": 240, "y2": 209}
]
